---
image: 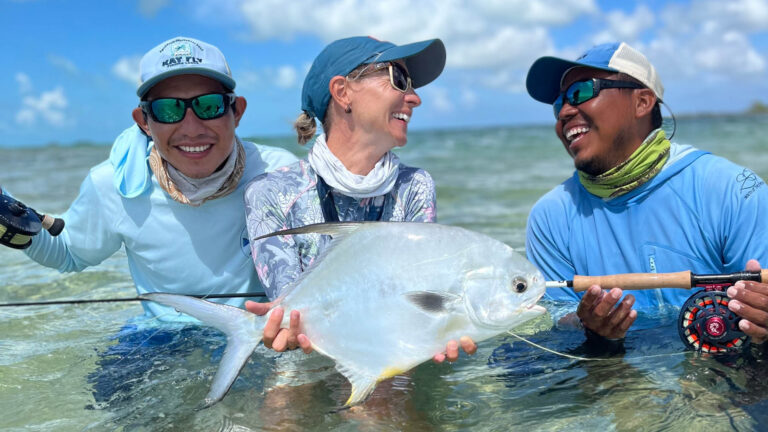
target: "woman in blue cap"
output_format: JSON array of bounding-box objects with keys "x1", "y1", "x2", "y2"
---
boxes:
[{"x1": 244, "y1": 36, "x2": 476, "y2": 362}]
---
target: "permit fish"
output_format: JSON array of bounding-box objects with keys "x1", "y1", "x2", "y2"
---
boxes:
[{"x1": 141, "y1": 222, "x2": 546, "y2": 407}]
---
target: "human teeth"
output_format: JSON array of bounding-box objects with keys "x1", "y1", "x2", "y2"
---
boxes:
[
  {"x1": 565, "y1": 126, "x2": 589, "y2": 142},
  {"x1": 392, "y1": 113, "x2": 410, "y2": 123},
  {"x1": 179, "y1": 144, "x2": 212, "y2": 153}
]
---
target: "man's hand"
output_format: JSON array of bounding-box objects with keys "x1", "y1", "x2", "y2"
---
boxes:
[
  {"x1": 245, "y1": 301, "x2": 313, "y2": 353},
  {"x1": 577, "y1": 285, "x2": 637, "y2": 339},
  {"x1": 432, "y1": 336, "x2": 478, "y2": 364},
  {"x1": 727, "y1": 259, "x2": 768, "y2": 344}
]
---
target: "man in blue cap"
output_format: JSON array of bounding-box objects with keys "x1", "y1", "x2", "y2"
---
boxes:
[
  {"x1": 524, "y1": 42, "x2": 768, "y2": 349},
  {"x1": 12, "y1": 36, "x2": 297, "y2": 320}
]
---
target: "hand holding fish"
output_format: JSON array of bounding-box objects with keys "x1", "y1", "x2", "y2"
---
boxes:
[
  {"x1": 727, "y1": 259, "x2": 768, "y2": 344},
  {"x1": 576, "y1": 285, "x2": 637, "y2": 339},
  {"x1": 245, "y1": 301, "x2": 312, "y2": 353},
  {"x1": 432, "y1": 336, "x2": 478, "y2": 363},
  {"x1": 247, "y1": 299, "x2": 479, "y2": 360}
]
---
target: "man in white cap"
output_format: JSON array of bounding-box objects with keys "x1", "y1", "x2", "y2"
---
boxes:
[
  {"x1": 525, "y1": 42, "x2": 768, "y2": 350},
  {"x1": 19, "y1": 36, "x2": 297, "y2": 320}
]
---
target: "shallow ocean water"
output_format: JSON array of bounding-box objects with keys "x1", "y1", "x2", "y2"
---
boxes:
[{"x1": 1, "y1": 116, "x2": 768, "y2": 431}]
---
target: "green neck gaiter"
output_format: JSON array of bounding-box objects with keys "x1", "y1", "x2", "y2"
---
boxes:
[{"x1": 578, "y1": 129, "x2": 670, "y2": 199}]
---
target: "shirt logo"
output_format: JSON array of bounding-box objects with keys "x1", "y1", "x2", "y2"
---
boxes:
[
  {"x1": 241, "y1": 226, "x2": 251, "y2": 257},
  {"x1": 737, "y1": 168, "x2": 764, "y2": 199}
]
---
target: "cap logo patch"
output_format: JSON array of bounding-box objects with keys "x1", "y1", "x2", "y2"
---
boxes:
[{"x1": 160, "y1": 40, "x2": 203, "y2": 69}]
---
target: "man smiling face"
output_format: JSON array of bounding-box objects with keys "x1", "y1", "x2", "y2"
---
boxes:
[
  {"x1": 555, "y1": 67, "x2": 643, "y2": 176},
  {"x1": 133, "y1": 74, "x2": 246, "y2": 179}
]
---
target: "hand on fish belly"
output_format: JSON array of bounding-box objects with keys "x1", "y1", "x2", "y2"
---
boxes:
[
  {"x1": 727, "y1": 259, "x2": 768, "y2": 344},
  {"x1": 245, "y1": 301, "x2": 312, "y2": 353},
  {"x1": 246, "y1": 300, "x2": 478, "y2": 360},
  {"x1": 432, "y1": 336, "x2": 477, "y2": 363}
]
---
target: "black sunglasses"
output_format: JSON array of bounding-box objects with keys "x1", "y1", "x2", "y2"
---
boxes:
[
  {"x1": 140, "y1": 93, "x2": 236, "y2": 124},
  {"x1": 553, "y1": 79, "x2": 644, "y2": 118}
]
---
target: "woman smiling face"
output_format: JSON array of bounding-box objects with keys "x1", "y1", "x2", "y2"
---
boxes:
[{"x1": 346, "y1": 61, "x2": 422, "y2": 152}]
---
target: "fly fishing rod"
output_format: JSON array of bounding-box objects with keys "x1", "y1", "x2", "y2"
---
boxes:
[
  {"x1": 546, "y1": 270, "x2": 768, "y2": 355},
  {"x1": 0, "y1": 291, "x2": 267, "y2": 307},
  {"x1": 545, "y1": 270, "x2": 768, "y2": 291}
]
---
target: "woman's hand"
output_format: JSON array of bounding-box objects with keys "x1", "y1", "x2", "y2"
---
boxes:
[{"x1": 245, "y1": 301, "x2": 313, "y2": 353}]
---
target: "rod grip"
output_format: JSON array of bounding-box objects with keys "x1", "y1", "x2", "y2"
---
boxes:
[{"x1": 572, "y1": 271, "x2": 692, "y2": 292}]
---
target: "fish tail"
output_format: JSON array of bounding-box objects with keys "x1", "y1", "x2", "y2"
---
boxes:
[{"x1": 140, "y1": 293, "x2": 264, "y2": 408}]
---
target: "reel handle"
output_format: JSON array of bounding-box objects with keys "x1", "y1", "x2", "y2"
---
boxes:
[
  {"x1": 32, "y1": 210, "x2": 65, "y2": 237},
  {"x1": 572, "y1": 270, "x2": 768, "y2": 292},
  {"x1": 572, "y1": 271, "x2": 692, "y2": 292}
]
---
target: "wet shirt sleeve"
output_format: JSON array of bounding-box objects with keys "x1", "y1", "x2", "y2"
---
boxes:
[{"x1": 24, "y1": 170, "x2": 123, "y2": 272}]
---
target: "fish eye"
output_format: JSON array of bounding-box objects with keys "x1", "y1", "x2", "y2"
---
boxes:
[{"x1": 512, "y1": 277, "x2": 527, "y2": 293}]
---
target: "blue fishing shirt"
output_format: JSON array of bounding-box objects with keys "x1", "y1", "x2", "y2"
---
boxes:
[
  {"x1": 24, "y1": 138, "x2": 297, "y2": 321},
  {"x1": 526, "y1": 143, "x2": 768, "y2": 313}
]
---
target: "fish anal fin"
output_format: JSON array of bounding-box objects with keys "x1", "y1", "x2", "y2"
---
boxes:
[
  {"x1": 338, "y1": 361, "x2": 408, "y2": 407},
  {"x1": 405, "y1": 291, "x2": 462, "y2": 315}
]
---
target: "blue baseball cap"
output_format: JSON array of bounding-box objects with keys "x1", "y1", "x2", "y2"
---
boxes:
[
  {"x1": 526, "y1": 42, "x2": 664, "y2": 104},
  {"x1": 137, "y1": 36, "x2": 236, "y2": 98},
  {"x1": 301, "y1": 36, "x2": 446, "y2": 122}
]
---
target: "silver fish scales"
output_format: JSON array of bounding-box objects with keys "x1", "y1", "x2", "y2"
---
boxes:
[{"x1": 142, "y1": 222, "x2": 546, "y2": 407}]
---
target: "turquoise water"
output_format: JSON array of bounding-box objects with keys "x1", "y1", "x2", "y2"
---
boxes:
[{"x1": 1, "y1": 116, "x2": 768, "y2": 431}]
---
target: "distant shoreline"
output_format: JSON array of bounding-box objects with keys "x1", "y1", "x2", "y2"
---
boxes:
[{"x1": 4, "y1": 107, "x2": 766, "y2": 149}]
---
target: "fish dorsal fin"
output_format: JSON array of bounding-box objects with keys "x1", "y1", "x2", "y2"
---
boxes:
[
  {"x1": 405, "y1": 291, "x2": 463, "y2": 315},
  {"x1": 252, "y1": 221, "x2": 371, "y2": 242}
]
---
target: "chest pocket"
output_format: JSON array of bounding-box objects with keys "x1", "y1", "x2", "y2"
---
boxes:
[{"x1": 641, "y1": 244, "x2": 709, "y2": 274}]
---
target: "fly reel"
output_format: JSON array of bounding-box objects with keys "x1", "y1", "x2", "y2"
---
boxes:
[
  {"x1": 0, "y1": 191, "x2": 64, "y2": 249},
  {"x1": 678, "y1": 289, "x2": 749, "y2": 355}
]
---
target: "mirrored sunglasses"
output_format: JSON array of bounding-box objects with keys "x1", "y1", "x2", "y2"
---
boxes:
[
  {"x1": 140, "y1": 93, "x2": 236, "y2": 124},
  {"x1": 553, "y1": 79, "x2": 644, "y2": 119}
]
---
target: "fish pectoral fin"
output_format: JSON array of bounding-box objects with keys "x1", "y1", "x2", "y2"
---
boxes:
[{"x1": 404, "y1": 291, "x2": 462, "y2": 315}]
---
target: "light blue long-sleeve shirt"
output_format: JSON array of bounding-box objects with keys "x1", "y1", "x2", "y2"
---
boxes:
[
  {"x1": 526, "y1": 143, "x2": 768, "y2": 315},
  {"x1": 23, "y1": 139, "x2": 297, "y2": 321}
]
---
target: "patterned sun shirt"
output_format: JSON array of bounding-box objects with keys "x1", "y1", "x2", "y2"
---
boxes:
[{"x1": 244, "y1": 158, "x2": 437, "y2": 300}]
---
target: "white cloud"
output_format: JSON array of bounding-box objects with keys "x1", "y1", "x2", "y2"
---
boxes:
[
  {"x1": 138, "y1": 0, "x2": 170, "y2": 18},
  {"x1": 422, "y1": 85, "x2": 453, "y2": 112},
  {"x1": 112, "y1": 55, "x2": 142, "y2": 85},
  {"x1": 461, "y1": 89, "x2": 478, "y2": 107},
  {"x1": 236, "y1": 0, "x2": 594, "y2": 70},
  {"x1": 646, "y1": 0, "x2": 767, "y2": 81},
  {"x1": 16, "y1": 72, "x2": 33, "y2": 94},
  {"x1": 16, "y1": 87, "x2": 69, "y2": 127},
  {"x1": 47, "y1": 54, "x2": 78, "y2": 75},
  {"x1": 274, "y1": 65, "x2": 298, "y2": 89},
  {"x1": 592, "y1": 5, "x2": 655, "y2": 45}
]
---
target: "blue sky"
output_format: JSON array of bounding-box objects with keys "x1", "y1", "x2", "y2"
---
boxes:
[{"x1": 3, "y1": 0, "x2": 767, "y2": 147}]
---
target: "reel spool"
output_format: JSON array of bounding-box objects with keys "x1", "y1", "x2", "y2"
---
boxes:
[
  {"x1": 0, "y1": 193, "x2": 64, "y2": 249},
  {"x1": 678, "y1": 289, "x2": 749, "y2": 355}
]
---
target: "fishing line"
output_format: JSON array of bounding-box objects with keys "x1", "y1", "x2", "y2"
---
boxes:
[
  {"x1": 506, "y1": 330, "x2": 688, "y2": 362},
  {"x1": 0, "y1": 291, "x2": 267, "y2": 307}
]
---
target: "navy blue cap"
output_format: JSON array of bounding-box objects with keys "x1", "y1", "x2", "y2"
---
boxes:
[
  {"x1": 301, "y1": 36, "x2": 446, "y2": 122},
  {"x1": 526, "y1": 42, "x2": 663, "y2": 104}
]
